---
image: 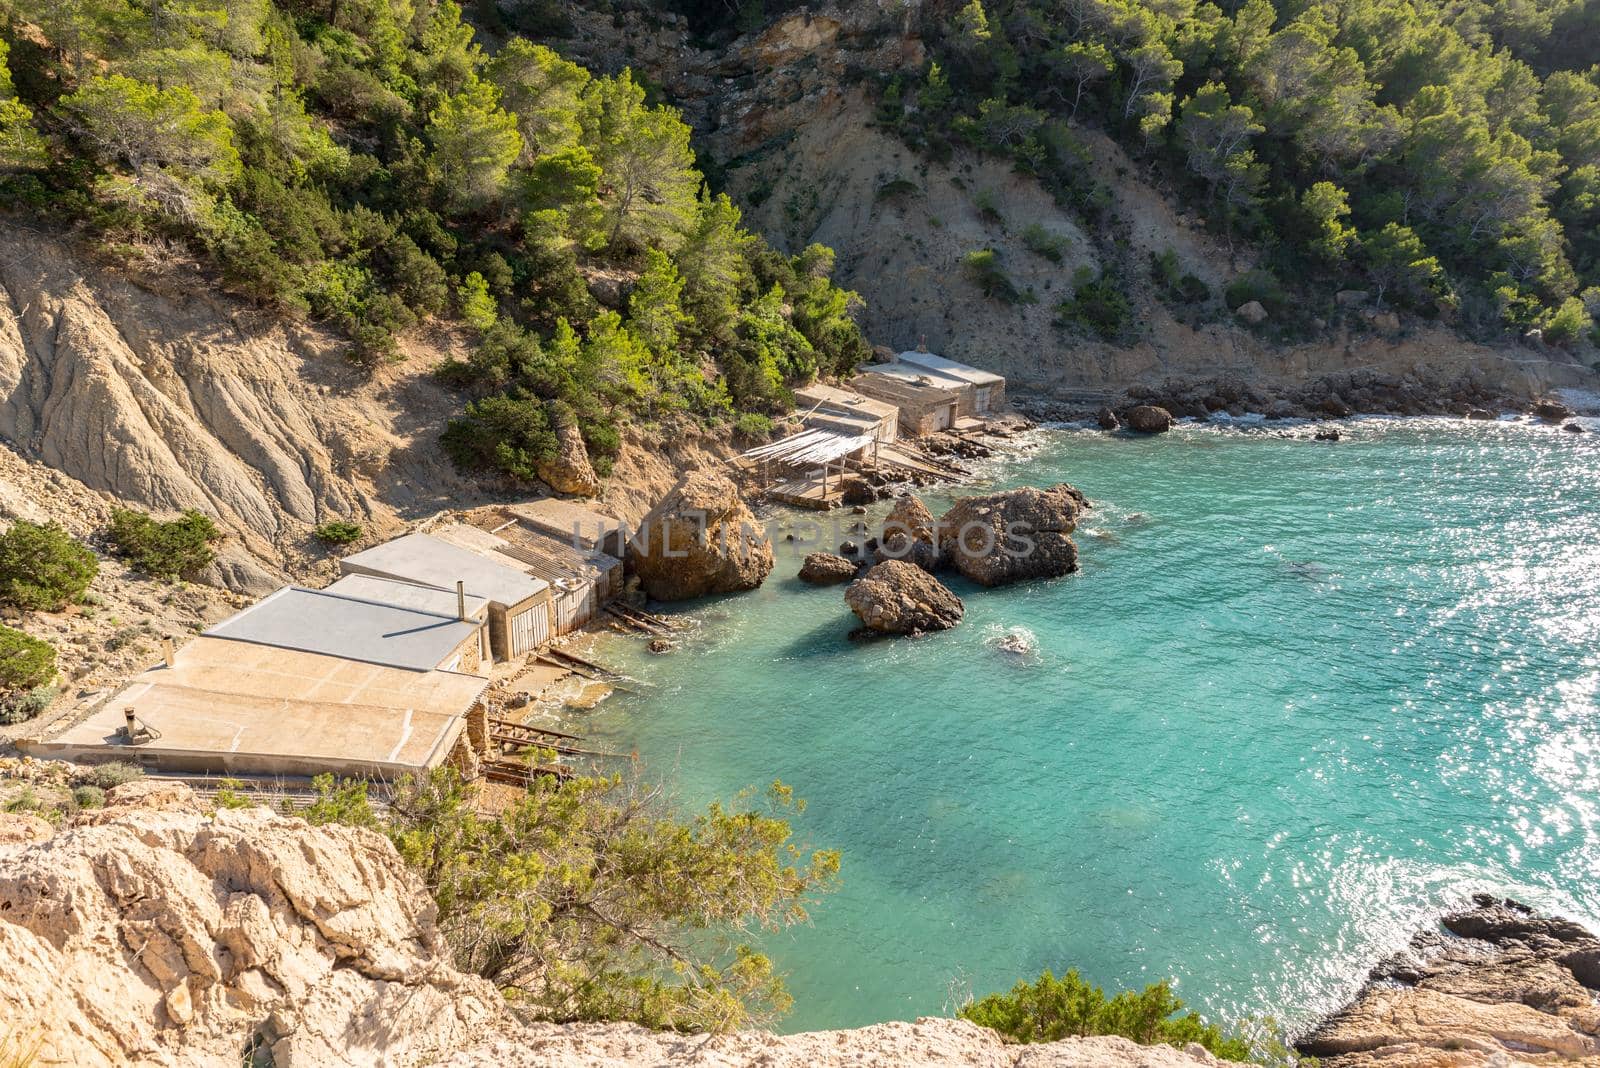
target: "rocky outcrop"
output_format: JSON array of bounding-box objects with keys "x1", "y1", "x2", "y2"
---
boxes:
[
  {"x1": 1126, "y1": 405, "x2": 1175, "y2": 433},
  {"x1": 875, "y1": 492, "x2": 940, "y2": 571},
  {"x1": 627, "y1": 469, "x2": 774, "y2": 601},
  {"x1": 1535, "y1": 398, "x2": 1575, "y2": 422},
  {"x1": 537, "y1": 417, "x2": 601, "y2": 497},
  {"x1": 798, "y1": 552, "x2": 857, "y2": 585},
  {"x1": 937, "y1": 484, "x2": 1088, "y2": 588},
  {"x1": 0, "y1": 781, "x2": 499, "y2": 1068},
  {"x1": 845, "y1": 560, "x2": 963, "y2": 635},
  {"x1": 443, "y1": 1018, "x2": 1220, "y2": 1066},
  {"x1": 1299, "y1": 896, "x2": 1600, "y2": 1067}
]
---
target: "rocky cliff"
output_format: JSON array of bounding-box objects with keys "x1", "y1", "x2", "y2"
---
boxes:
[{"x1": 553, "y1": 4, "x2": 1598, "y2": 403}]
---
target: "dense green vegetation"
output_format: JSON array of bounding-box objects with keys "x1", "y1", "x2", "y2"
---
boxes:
[
  {"x1": 0, "y1": 521, "x2": 98, "y2": 611},
  {"x1": 0, "y1": 0, "x2": 870, "y2": 482},
  {"x1": 881, "y1": 0, "x2": 1600, "y2": 341},
  {"x1": 0, "y1": 623, "x2": 56, "y2": 723},
  {"x1": 107, "y1": 508, "x2": 222, "y2": 580},
  {"x1": 313, "y1": 519, "x2": 364, "y2": 545},
  {"x1": 299, "y1": 768, "x2": 840, "y2": 1031},
  {"x1": 960, "y1": 968, "x2": 1268, "y2": 1062}
]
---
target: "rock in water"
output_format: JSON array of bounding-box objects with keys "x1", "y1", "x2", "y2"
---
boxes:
[
  {"x1": 627, "y1": 469, "x2": 774, "y2": 601},
  {"x1": 0, "y1": 783, "x2": 498, "y2": 1068},
  {"x1": 1126, "y1": 405, "x2": 1174, "y2": 434},
  {"x1": 798, "y1": 552, "x2": 857, "y2": 585},
  {"x1": 537, "y1": 416, "x2": 601, "y2": 497},
  {"x1": 1534, "y1": 398, "x2": 1574, "y2": 422},
  {"x1": 845, "y1": 560, "x2": 963, "y2": 636},
  {"x1": 936, "y1": 483, "x2": 1088, "y2": 588},
  {"x1": 874, "y1": 493, "x2": 939, "y2": 571},
  {"x1": 1299, "y1": 895, "x2": 1600, "y2": 1066},
  {"x1": 1097, "y1": 407, "x2": 1121, "y2": 431}
]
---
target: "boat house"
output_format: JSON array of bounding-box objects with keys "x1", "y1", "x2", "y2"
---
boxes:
[
  {"x1": 847, "y1": 367, "x2": 962, "y2": 435},
  {"x1": 340, "y1": 532, "x2": 552, "y2": 661},
  {"x1": 500, "y1": 498, "x2": 629, "y2": 559},
  {"x1": 892, "y1": 350, "x2": 1006, "y2": 416},
  {"x1": 794, "y1": 383, "x2": 900, "y2": 443},
  {"x1": 434, "y1": 519, "x2": 622, "y2": 638}
]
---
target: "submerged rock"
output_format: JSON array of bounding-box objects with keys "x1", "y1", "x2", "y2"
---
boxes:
[
  {"x1": 1299, "y1": 895, "x2": 1600, "y2": 1067},
  {"x1": 798, "y1": 552, "x2": 857, "y2": 585},
  {"x1": 1126, "y1": 405, "x2": 1174, "y2": 434},
  {"x1": 936, "y1": 483, "x2": 1088, "y2": 588},
  {"x1": 627, "y1": 469, "x2": 774, "y2": 601},
  {"x1": 845, "y1": 560, "x2": 963, "y2": 636}
]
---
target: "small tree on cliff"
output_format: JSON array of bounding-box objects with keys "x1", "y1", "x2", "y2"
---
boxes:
[{"x1": 304, "y1": 767, "x2": 840, "y2": 1031}]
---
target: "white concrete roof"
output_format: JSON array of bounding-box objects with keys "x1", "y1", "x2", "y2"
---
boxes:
[
  {"x1": 793, "y1": 383, "x2": 899, "y2": 422},
  {"x1": 206, "y1": 585, "x2": 481, "y2": 672},
  {"x1": 341, "y1": 532, "x2": 547, "y2": 607},
  {"x1": 853, "y1": 365, "x2": 962, "y2": 400},
  {"x1": 325, "y1": 574, "x2": 489, "y2": 619},
  {"x1": 895, "y1": 351, "x2": 1005, "y2": 387}
]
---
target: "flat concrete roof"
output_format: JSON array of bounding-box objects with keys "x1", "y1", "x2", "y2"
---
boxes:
[
  {"x1": 436, "y1": 522, "x2": 619, "y2": 589},
  {"x1": 794, "y1": 383, "x2": 900, "y2": 422},
  {"x1": 850, "y1": 368, "x2": 961, "y2": 404},
  {"x1": 894, "y1": 351, "x2": 1006, "y2": 387},
  {"x1": 30, "y1": 637, "x2": 487, "y2": 777},
  {"x1": 503, "y1": 500, "x2": 624, "y2": 549},
  {"x1": 341, "y1": 532, "x2": 548, "y2": 608},
  {"x1": 206, "y1": 586, "x2": 483, "y2": 672},
  {"x1": 325, "y1": 574, "x2": 489, "y2": 620}
]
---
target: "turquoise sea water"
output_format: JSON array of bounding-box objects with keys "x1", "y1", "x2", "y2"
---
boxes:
[{"x1": 573, "y1": 417, "x2": 1600, "y2": 1037}]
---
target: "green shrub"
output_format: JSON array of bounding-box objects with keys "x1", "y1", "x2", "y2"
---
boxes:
[
  {"x1": 314, "y1": 521, "x2": 364, "y2": 546},
  {"x1": 0, "y1": 626, "x2": 56, "y2": 695},
  {"x1": 1224, "y1": 270, "x2": 1289, "y2": 318},
  {"x1": 0, "y1": 521, "x2": 98, "y2": 611},
  {"x1": 87, "y1": 762, "x2": 144, "y2": 789},
  {"x1": 107, "y1": 509, "x2": 222, "y2": 581},
  {"x1": 72, "y1": 784, "x2": 106, "y2": 810},
  {"x1": 963, "y1": 249, "x2": 1024, "y2": 303},
  {"x1": 0, "y1": 683, "x2": 57, "y2": 726},
  {"x1": 876, "y1": 178, "x2": 921, "y2": 201},
  {"x1": 734, "y1": 412, "x2": 774, "y2": 441},
  {"x1": 1543, "y1": 297, "x2": 1592, "y2": 346},
  {"x1": 441, "y1": 389, "x2": 558, "y2": 481},
  {"x1": 1057, "y1": 267, "x2": 1132, "y2": 341},
  {"x1": 959, "y1": 968, "x2": 1252, "y2": 1062},
  {"x1": 1022, "y1": 224, "x2": 1069, "y2": 263}
]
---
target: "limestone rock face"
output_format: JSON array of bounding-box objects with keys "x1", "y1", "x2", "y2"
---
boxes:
[
  {"x1": 1126, "y1": 405, "x2": 1174, "y2": 433},
  {"x1": 936, "y1": 484, "x2": 1088, "y2": 588},
  {"x1": 1299, "y1": 895, "x2": 1600, "y2": 1067},
  {"x1": 0, "y1": 782, "x2": 499, "y2": 1068},
  {"x1": 441, "y1": 1018, "x2": 1221, "y2": 1067},
  {"x1": 537, "y1": 418, "x2": 601, "y2": 497},
  {"x1": 798, "y1": 552, "x2": 857, "y2": 585},
  {"x1": 627, "y1": 469, "x2": 774, "y2": 601},
  {"x1": 845, "y1": 560, "x2": 963, "y2": 635},
  {"x1": 875, "y1": 493, "x2": 940, "y2": 571}
]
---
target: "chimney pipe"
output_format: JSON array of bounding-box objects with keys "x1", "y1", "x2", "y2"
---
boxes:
[
  {"x1": 161, "y1": 637, "x2": 175, "y2": 669},
  {"x1": 457, "y1": 580, "x2": 467, "y2": 621},
  {"x1": 123, "y1": 707, "x2": 137, "y2": 738}
]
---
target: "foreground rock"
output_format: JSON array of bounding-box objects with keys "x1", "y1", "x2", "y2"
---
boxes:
[
  {"x1": 1299, "y1": 895, "x2": 1600, "y2": 1066},
  {"x1": 628, "y1": 469, "x2": 774, "y2": 601},
  {"x1": 1126, "y1": 405, "x2": 1175, "y2": 433},
  {"x1": 846, "y1": 560, "x2": 963, "y2": 635},
  {"x1": 937, "y1": 484, "x2": 1088, "y2": 587},
  {"x1": 798, "y1": 552, "x2": 857, "y2": 584},
  {"x1": 443, "y1": 1018, "x2": 1220, "y2": 1067},
  {"x1": 0, "y1": 782, "x2": 498, "y2": 1068},
  {"x1": 875, "y1": 492, "x2": 940, "y2": 571},
  {"x1": 537, "y1": 416, "x2": 601, "y2": 496}
]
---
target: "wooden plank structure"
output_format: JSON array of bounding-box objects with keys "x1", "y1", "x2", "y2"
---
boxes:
[{"x1": 736, "y1": 427, "x2": 879, "y2": 510}]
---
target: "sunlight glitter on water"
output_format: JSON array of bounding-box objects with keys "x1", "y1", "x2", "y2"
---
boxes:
[{"x1": 575, "y1": 417, "x2": 1600, "y2": 1035}]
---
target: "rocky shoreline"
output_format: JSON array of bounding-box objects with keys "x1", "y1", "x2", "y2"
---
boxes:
[{"x1": 1298, "y1": 894, "x2": 1600, "y2": 1066}]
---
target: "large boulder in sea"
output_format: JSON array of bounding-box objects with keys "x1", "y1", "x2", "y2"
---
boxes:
[
  {"x1": 1126, "y1": 405, "x2": 1174, "y2": 434},
  {"x1": 628, "y1": 469, "x2": 774, "y2": 601},
  {"x1": 798, "y1": 552, "x2": 857, "y2": 585},
  {"x1": 537, "y1": 413, "x2": 601, "y2": 497},
  {"x1": 936, "y1": 483, "x2": 1088, "y2": 588},
  {"x1": 1299, "y1": 895, "x2": 1600, "y2": 1067},
  {"x1": 845, "y1": 560, "x2": 963, "y2": 636},
  {"x1": 874, "y1": 493, "x2": 940, "y2": 571},
  {"x1": 0, "y1": 784, "x2": 498, "y2": 1067}
]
